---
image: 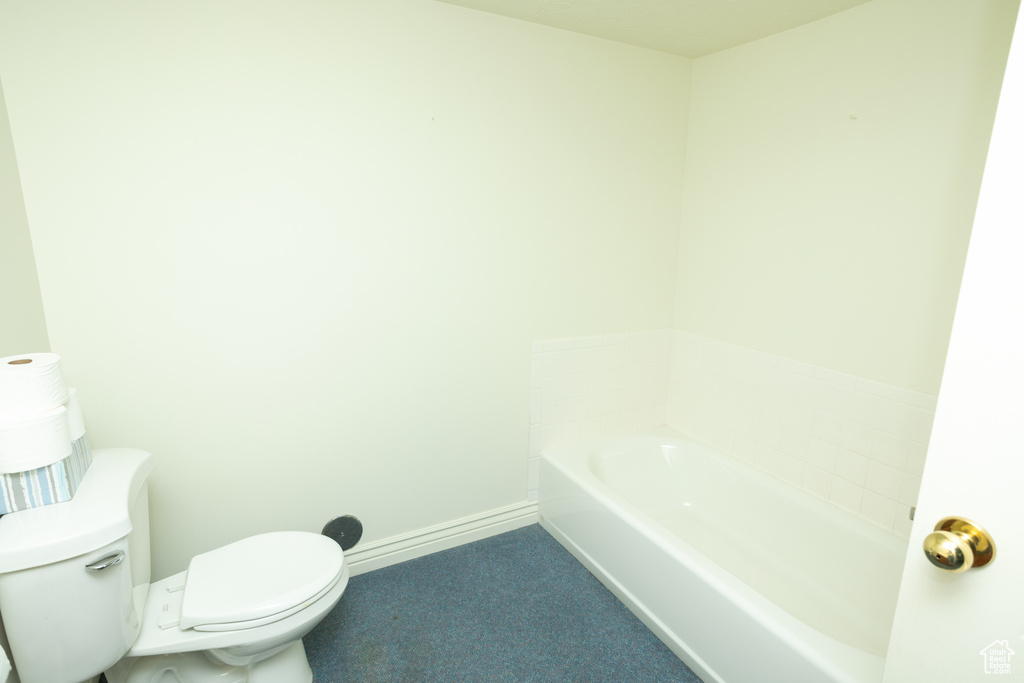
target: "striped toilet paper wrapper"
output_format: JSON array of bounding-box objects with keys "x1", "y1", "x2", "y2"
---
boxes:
[{"x1": 0, "y1": 433, "x2": 92, "y2": 514}]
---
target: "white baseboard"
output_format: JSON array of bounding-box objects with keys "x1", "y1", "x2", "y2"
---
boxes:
[{"x1": 344, "y1": 501, "x2": 539, "y2": 575}]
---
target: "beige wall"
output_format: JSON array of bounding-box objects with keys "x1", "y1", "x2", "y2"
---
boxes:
[
  {"x1": 0, "y1": 0, "x2": 690, "y2": 577},
  {"x1": 2, "y1": 0, "x2": 1015, "y2": 581},
  {"x1": 675, "y1": 0, "x2": 1018, "y2": 394},
  {"x1": 0, "y1": 78, "x2": 49, "y2": 357}
]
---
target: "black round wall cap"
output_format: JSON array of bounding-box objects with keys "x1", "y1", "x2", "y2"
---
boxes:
[{"x1": 322, "y1": 515, "x2": 363, "y2": 551}]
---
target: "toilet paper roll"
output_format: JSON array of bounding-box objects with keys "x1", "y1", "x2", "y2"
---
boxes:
[
  {"x1": 66, "y1": 387, "x2": 92, "y2": 467},
  {"x1": 0, "y1": 405, "x2": 72, "y2": 474},
  {"x1": 66, "y1": 388, "x2": 86, "y2": 441},
  {"x1": 0, "y1": 353, "x2": 70, "y2": 419}
]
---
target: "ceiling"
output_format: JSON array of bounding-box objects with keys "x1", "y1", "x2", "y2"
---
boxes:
[{"x1": 434, "y1": 0, "x2": 875, "y2": 58}]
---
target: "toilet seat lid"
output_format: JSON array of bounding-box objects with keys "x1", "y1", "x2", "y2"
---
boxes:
[{"x1": 179, "y1": 531, "x2": 344, "y2": 631}]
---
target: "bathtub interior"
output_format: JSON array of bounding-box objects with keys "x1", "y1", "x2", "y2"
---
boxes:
[{"x1": 587, "y1": 434, "x2": 908, "y2": 659}]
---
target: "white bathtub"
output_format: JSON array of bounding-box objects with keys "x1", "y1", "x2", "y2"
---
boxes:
[{"x1": 538, "y1": 426, "x2": 907, "y2": 683}]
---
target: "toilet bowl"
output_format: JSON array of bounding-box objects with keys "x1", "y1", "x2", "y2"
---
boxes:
[{"x1": 0, "y1": 449, "x2": 347, "y2": 683}]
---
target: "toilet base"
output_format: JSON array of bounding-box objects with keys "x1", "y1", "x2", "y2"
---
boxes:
[{"x1": 104, "y1": 639, "x2": 313, "y2": 683}]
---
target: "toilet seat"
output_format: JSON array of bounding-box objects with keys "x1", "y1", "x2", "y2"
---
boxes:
[
  {"x1": 128, "y1": 532, "x2": 349, "y2": 659},
  {"x1": 180, "y1": 531, "x2": 343, "y2": 631},
  {"x1": 190, "y1": 573, "x2": 342, "y2": 632}
]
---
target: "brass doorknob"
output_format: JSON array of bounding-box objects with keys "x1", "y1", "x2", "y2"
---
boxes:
[{"x1": 922, "y1": 516, "x2": 996, "y2": 572}]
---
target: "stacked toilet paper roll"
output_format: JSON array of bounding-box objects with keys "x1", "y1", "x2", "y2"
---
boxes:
[
  {"x1": 0, "y1": 353, "x2": 70, "y2": 418},
  {"x1": 0, "y1": 406, "x2": 71, "y2": 473},
  {"x1": 0, "y1": 354, "x2": 92, "y2": 513},
  {"x1": 0, "y1": 354, "x2": 75, "y2": 474}
]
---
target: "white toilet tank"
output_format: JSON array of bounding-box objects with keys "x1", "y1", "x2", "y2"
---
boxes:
[{"x1": 0, "y1": 449, "x2": 154, "y2": 683}]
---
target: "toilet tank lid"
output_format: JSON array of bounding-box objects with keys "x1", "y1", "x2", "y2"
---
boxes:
[{"x1": 0, "y1": 449, "x2": 153, "y2": 573}]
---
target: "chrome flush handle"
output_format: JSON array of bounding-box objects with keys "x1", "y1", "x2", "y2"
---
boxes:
[{"x1": 85, "y1": 550, "x2": 125, "y2": 572}]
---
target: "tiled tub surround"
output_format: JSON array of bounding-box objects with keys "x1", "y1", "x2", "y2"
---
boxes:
[
  {"x1": 529, "y1": 330, "x2": 936, "y2": 538},
  {"x1": 667, "y1": 331, "x2": 935, "y2": 538}
]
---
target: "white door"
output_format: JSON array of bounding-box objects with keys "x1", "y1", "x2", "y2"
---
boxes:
[{"x1": 883, "y1": 7, "x2": 1024, "y2": 682}]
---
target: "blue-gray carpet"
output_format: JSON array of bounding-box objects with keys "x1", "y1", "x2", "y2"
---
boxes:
[{"x1": 304, "y1": 524, "x2": 703, "y2": 682}]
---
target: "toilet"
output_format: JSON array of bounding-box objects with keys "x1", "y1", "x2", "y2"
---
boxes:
[{"x1": 0, "y1": 448, "x2": 348, "y2": 683}]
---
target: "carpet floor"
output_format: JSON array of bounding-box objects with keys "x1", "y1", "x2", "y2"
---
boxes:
[{"x1": 303, "y1": 524, "x2": 703, "y2": 682}]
